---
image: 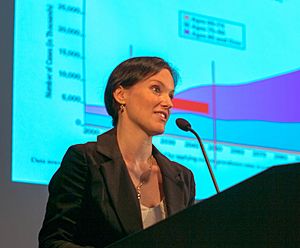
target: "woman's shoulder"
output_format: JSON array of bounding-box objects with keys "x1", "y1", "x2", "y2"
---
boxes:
[
  {"x1": 68, "y1": 141, "x2": 97, "y2": 154},
  {"x1": 170, "y1": 159, "x2": 193, "y2": 174},
  {"x1": 67, "y1": 128, "x2": 116, "y2": 155},
  {"x1": 153, "y1": 146, "x2": 194, "y2": 177}
]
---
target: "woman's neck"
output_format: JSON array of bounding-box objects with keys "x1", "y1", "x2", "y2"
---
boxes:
[{"x1": 116, "y1": 121, "x2": 153, "y2": 165}]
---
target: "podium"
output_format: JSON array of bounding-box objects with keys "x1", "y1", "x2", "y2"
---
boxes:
[{"x1": 108, "y1": 163, "x2": 300, "y2": 247}]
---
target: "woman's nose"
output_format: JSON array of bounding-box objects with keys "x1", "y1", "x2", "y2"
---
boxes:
[{"x1": 162, "y1": 94, "x2": 174, "y2": 109}]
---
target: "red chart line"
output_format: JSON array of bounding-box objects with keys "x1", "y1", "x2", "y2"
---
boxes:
[{"x1": 173, "y1": 98, "x2": 209, "y2": 114}]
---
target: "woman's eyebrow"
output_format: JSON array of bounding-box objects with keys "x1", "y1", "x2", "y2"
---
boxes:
[{"x1": 150, "y1": 80, "x2": 175, "y2": 92}]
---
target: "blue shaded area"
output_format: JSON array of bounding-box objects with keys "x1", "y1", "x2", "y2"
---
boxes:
[{"x1": 217, "y1": 120, "x2": 300, "y2": 151}]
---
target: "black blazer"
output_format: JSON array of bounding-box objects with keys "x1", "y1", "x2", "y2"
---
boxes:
[{"x1": 39, "y1": 128, "x2": 195, "y2": 248}]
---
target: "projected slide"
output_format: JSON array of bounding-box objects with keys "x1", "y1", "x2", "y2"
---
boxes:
[{"x1": 13, "y1": 0, "x2": 300, "y2": 199}]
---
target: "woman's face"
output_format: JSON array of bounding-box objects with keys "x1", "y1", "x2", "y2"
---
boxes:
[{"x1": 118, "y1": 69, "x2": 175, "y2": 136}]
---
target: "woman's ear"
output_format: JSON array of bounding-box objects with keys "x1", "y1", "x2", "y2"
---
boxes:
[{"x1": 113, "y1": 86, "x2": 126, "y2": 105}]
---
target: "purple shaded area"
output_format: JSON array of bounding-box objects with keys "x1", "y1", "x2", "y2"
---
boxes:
[
  {"x1": 175, "y1": 70, "x2": 300, "y2": 122},
  {"x1": 85, "y1": 105, "x2": 108, "y2": 115}
]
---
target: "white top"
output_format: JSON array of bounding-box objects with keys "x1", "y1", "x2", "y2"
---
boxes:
[{"x1": 140, "y1": 200, "x2": 167, "y2": 229}]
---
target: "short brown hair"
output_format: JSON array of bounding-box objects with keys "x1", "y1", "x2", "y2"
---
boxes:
[{"x1": 104, "y1": 56, "x2": 179, "y2": 126}]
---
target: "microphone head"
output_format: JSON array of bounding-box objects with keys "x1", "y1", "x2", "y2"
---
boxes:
[{"x1": 176, "y1": 118, "x2": 192, "y2": 132}]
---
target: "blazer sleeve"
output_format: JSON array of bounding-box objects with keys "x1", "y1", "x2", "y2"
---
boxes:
[{"x1": 38, "y1": 146, "x2": 94, "y2": 248}]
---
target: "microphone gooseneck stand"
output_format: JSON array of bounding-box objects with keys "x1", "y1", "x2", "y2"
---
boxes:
[{"x1": 176, "y1": 118, "x2": 220, "y2": 194}]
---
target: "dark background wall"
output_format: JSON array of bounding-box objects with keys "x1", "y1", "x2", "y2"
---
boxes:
[{"x1": 0, "y1": 1, "x2": 48, "y2": 247}]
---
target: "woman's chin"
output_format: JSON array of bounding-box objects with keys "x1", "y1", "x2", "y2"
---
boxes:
[{"x1": 149, "y1": 126, "x2": 165, "y2": 136}]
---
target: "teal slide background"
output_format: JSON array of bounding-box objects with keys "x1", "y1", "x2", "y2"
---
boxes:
[{"x1": 13, "y1": 0, "x2": 300, "y2": 199}]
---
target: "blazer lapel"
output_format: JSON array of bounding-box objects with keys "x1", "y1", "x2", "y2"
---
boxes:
[
  {"x1": 96, "y1": 129, "x2": 143, "y2": 234},
  {"x1": 153, "y1": 147, "x2": 187, "y2": 216}
]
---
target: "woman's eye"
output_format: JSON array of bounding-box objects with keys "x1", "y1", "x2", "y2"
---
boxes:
[{"x1": 152, "y1": 86, "x2": 161, "y2": 94}]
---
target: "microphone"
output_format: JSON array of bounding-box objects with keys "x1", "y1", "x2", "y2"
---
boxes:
[
  {"x1": 176, "y1": 118, "x2": 220, "y2": 194},
  {"x1": 175, "y1": 118, "x2": 191, "y2": 132}
]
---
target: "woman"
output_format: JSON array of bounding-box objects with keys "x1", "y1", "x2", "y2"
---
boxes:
[{"x1": 39, "y1": 57, "x2": 195, "y2": 248}]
